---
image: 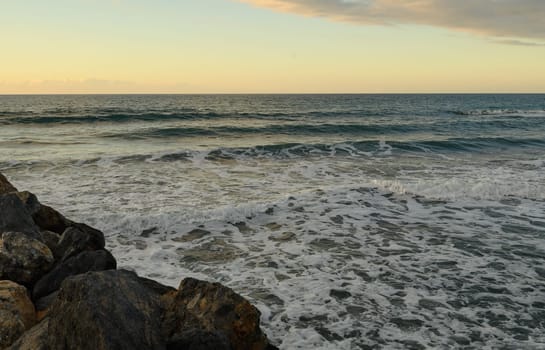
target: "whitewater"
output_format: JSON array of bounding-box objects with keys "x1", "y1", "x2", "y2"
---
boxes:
[{"x1": 1, "y1": 94, "x2": 545, "y2": 349}]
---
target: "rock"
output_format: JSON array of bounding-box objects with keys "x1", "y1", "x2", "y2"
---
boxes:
[
  {"x1": 0, "y1": 194, "x2": 41, "y2": 240},
  {"x1": 6, "y1": 319, "x2": 48, "y2": 350},
  {"x1": 40, "y1": 230, "x2": 60, "y2": 253},
  {"x1": 0, "y1": 281, "x2": 36, "y2": 348},
  {"x1": 0, "y1": 173, "x2": 18, "y2": 194},
  {"x1": 54, "y1": 224, "x2": 105, "y2": 262},
  {"x1": 47, "y1": 270, "x2": 165, "y2": 350},
  {"x1": 14, "y1": 191, "x2": 41, "y2": 217},
  {"x1": 34, "y1": 291, "x2": 58, "y2": 321},
  {"x1": 166, "y1": 329, "x2": 231, "y2": 350},
  {"x1": 0, "y1": 232, "x2": 54, "y2": 285},
  {"x1": 33, "y1": 249, "x2": 117, "y2": 300},
  {"x1": 32, "y1": 204, "x2": 71, "y2": 235},
  {"x1": 162, "y1": 277, "x2": 272, "y2": 350}
]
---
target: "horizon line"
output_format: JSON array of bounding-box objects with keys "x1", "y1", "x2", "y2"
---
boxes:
[{"x1": 1, "y1": 92, "x2": 545, "y2": 96}]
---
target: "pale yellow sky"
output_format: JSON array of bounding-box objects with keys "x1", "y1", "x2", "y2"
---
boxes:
[{"x1": 1, "y1": 0, "x2": 544, "y2": 93}]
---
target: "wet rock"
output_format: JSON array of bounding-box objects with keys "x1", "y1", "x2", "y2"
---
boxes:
[
  {"x1": 34, "y1": 291, "x2": 58, "y2": 321},
  {"x1": 166, "y1": 329, "x2": 231, "y2": 350},
  {"x1": 6, "y1": 319, "x2": 49, "y2": 350},
  {"x1": 32, "y1": 204, "x2": 71, "y2": 234},
  {"x1": 269, "y1": 231, "x2": 296, "y2": 242},
  {"x1": 390, "y1": 317, "x2": 424, "y2": 332},
  {"x1": 54, "y1": 224, "x2": 105, "y2": 261},
  {"x1": 33, "y1": 249, "x2": 117, "y2": 299},
  {"x1": 0, "y1": 173, "x2": 18, "y2": 194},
  {"x1": 172, "y1": 228, "x2": 210, "y2": 242},
  {"x1": 0, "y1": 281, "x2": 36, "y2": 348},
  {"x1": 330, "y1": 215, "x2": 344, "y2": 224},
  {"x1": 0, "y1": 232, "x2": 54, "y2": 285},
  {"x1": 40, "y1": 230, "x2": 60, "y2": 254},
  {"x1": 177, "y1": 238, "x2": 242, "y2": 263},
  {"x1": 47, "y1": 270, "x2": 165, "y2": 350},
  {"x1": 418, "y1": 299, "x2": 445, "y2": 310},
  {"x1": 450, "y1": 335, "x2": 471, "y2": 345},
  {"x1": 162, "y1": 277, "x2": 273, "y2": 350},
  {"x1": 0, "y1": 194, "x2": 41, "y2": 240},
  {"x1": 14, "y1": 191, "x2": 41, "y2": 217},
  {"x1": 330, "y1": 289, "x2": 352, "y2": 300}
]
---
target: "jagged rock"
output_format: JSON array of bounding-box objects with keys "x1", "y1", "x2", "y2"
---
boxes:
[
  {"x1": 0, "y1": 173, "x2": 17, "y2": 194},
  {"x1": 6, "y1": 318, "x2": 48, "y2": 350},
  {"x1": 33, "y1": 249, "x2": 117, "y2": 300},
  {"x1": 32, "y1": 204, "x2": 71, "y2": 235},
  {"x1": 35, "y1": 291, "x2": 58, "y2": 322},
  {"x1": 40, "y1": 230, "x2": 60, "y2": 254},
  {"x1": 0, "y1": 232, "x2": 54, "y2": 285},
  {"x1": 0, "y1": 281, "x2": 36, "y2": 348},
  {"x1": 166, "y1": 329, "x2": 231, "y2": 350},
  {"x1": 54, "y1": 224, "x2": 105, "y2": 262},
  {"x1": 162, "y1": 277, "x2": 273, "y2": 350},
  {"x1": 0, "y1": 194, "x2": 41, "y2": 240},
  {"x1": 47, "y1": 270, "x2": 165, "y2": 350},
  {"x1": 14, "y1": 191, "x2": 41, "y2": 217}
]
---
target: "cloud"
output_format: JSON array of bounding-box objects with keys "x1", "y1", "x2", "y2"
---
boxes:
[{"x1": 238, "y1": 0, "x2": 545, "y2": 42}]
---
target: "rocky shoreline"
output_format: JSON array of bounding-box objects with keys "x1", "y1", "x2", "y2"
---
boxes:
[{"x1": 0, "y1": 173, "x2": 278, "y2": 350}]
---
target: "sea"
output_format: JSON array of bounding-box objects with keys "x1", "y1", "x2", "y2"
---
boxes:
[{"x1": 1, "y1": 94, "x2": 545, "y2": 349}]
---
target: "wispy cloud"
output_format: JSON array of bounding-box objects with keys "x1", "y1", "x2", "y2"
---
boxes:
[{"x1": 238, "y1": 0, "x2": 545, "y2": 43}]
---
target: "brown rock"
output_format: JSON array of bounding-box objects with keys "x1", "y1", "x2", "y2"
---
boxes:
[
  {"x1": 0, "y1": 232, "x2": 54, "y2": 285},
  {"x1": 32, "y1": 204, "x2": 71, "y2": 235},
  {"x1": 0, "y1": 173, "x2": 17, "y2": 194},
  {"x1": 6, "y1": 318, "x2": 48, "y2": 350},
  {"x1": 0, "y1": 280, "x2": 36, "y2": 348},
  {"x1": 162, "y1": 277, "x2": 273, "y2": 350}
]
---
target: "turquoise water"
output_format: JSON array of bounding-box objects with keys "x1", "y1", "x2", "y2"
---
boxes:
[{"x1": 1, "y1": 94, "x2": 545, "y2": 349}]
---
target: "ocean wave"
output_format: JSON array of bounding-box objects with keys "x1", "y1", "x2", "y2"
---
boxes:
[
  {"x1": 449, "y1": 108, "x2": 545, "y2": 116},
  {"x1": 0, "y1": 111, "x2": 228, "y2": 125}
]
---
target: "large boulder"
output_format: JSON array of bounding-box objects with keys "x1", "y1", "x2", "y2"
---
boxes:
[
  {"x1": 0, "y1": 232, "x2": 54, "y2": 285},
  {"x1": 0, "y1": 173, "x2": 17, "y2": 194},
  {"x1": 32, "y1": 204, "x2": 71, "y2": 235},
  {"x1": 162, "y1": 278, "x2": 273, "y2": 350},
  {"x1": 54, "y1": 224, "x2": 105, "y2": 262},
  {"x1": 33, "y1": 249, "x2": 116, "y2": 300},
  {"x1": 13, "y1": 190, "x2": 71, "y2": 234},
  {"x1": 0, "y1": 194, "x2": 41, "y2": 240},
  {"x1": 0, "y1": 281, "x2": 36, "y2": 348},
  {"x1": 46, "y1": 270, "x2": 167, "y2": 350},
  {"x1": 14, "y1": 191, "x2": 41, "y2": 217}
]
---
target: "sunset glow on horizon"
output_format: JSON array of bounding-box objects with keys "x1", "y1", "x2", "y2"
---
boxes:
[{"x1": 2, "y1": 0, "x2": 545, "y2": 94}]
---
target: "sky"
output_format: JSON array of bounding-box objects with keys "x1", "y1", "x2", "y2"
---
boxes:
[{"x1": 1, "y1": 0, "x2": 545, "y2": 93}]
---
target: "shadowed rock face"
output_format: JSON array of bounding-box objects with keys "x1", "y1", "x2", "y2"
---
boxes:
[
  {"x1": 0, "y1": 232, "x2": 54, "y2": 285},
  {"x1": 47, "y1": 270, "x2": 166, "y2": 350},
  {"x1": 0, "y1": 173, "x2": 18, "y2": 194},
  {"x1": 0, "y1": 194, "x2": 41, "y2": 240},
  {"x1": 0, "y1": 281, "x2": 36, "y2": 348},
  {"x1": 33, "y1": 249, "x2": 116, "y2": 300},
  {"x1": 54, "y1": 225, "x2": 106, "y2": 262}
]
